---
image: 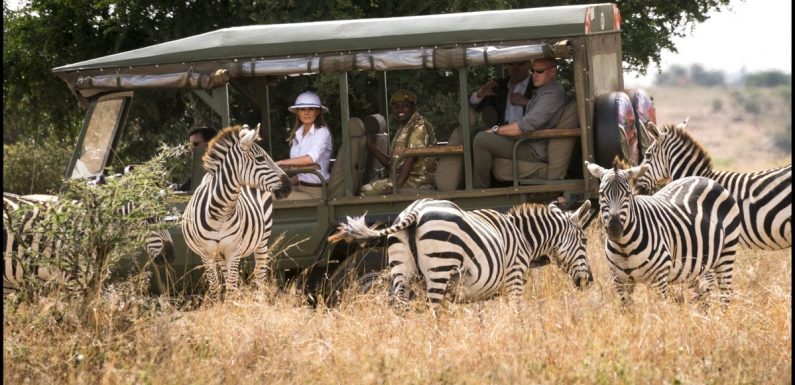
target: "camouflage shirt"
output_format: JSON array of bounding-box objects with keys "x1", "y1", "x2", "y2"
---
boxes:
[{"x1": 390, "y1": 111, "x2": 437, "y2": 189}]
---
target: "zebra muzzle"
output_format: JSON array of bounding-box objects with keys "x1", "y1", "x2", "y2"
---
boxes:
[
  {"x1": 606, "y1": 217, "x2": 623, "y2": 240},
  {"x1": 273, "y1": 175, "x2": 293, "y2": 200}
]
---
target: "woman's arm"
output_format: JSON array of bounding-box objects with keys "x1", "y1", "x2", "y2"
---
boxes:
[{"x1": 276, "y1": 154, "x2": 315, "y2": 167}]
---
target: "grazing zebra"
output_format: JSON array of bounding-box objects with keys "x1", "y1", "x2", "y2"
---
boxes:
[
  {"x1": 181, "y1": 125, "x2": 291, "y2": 300},
  {"x1": 3, "y1": 192, "x2": 177, "y2": 299},
  {"x1": 586, "y1": 158, "x2": 741, "y2": 305},
  {"x1": 328, "y1": 198, "x2": 593, "y2": 306},
  {"x1": 635, "y1": 121, "x2": 791, "y2": 250}
]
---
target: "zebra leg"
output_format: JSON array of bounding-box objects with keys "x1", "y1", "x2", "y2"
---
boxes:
[
  {"x1": 252, "y1": 242, "x2": 271, "y2": 290},
  {"x1": 386, "y1": 232, "x2": 416, "y2": 308},
  {"x1": 613, "y1": 276, "x2": 635, "y2": 306},
  {"x1": 224, "y1": 254, "x2": 243, "y2": 297},
  {"x1": 649, "y1": 268, "x2": 671, "y2": 301},
  {"x1": 418, "y1": 253, "x2": 463, "y2": 308},
  {"x1": 714, "y1": 254, "x2": 736, "y2": 306},
  {"x1": 691, "y1": 271, "x2": 716, "y2": 302},
  {"x1": 199, "y1": 253, "x2": 222, "y2": 301}
]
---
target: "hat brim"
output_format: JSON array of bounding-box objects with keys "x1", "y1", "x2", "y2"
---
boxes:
[{"x1": 289, "y1": 104, "x2": 329, "y2": 113}]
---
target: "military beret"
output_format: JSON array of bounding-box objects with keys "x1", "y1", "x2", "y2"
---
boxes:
[{"x1": 390, "y1": 89, "x2": 417, "y2": 105}]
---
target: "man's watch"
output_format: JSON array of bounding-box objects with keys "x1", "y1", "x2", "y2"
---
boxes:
[{"x1": 490, "y1": 124, "x2": 499, "y2": 134}]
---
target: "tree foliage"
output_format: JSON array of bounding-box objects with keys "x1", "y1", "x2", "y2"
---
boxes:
[{"x1": 4, "y1": 0, "x2": 732, "y2": 167}]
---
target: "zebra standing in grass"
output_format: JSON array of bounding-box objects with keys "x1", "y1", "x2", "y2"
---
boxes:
[
  {"x1": 329, "y1": 198, "x2": 593, "y2": 306},
  {"x1": 635, "y1": 121, "x2": 791, "y2": 250},
  {"x1": 181, "y1": 125, "x2": 291, "y2": 300},
  {"x1": 586, "y1": 158, "x2": 741, "y2": 305},
  {"x1": 3, "y1": 192, "x2": 177, "y2": 298}
]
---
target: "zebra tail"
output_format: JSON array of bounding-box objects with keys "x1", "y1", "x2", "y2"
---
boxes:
[{"x1": 328, "y1": 207, "x2": 421, "y2": 243}]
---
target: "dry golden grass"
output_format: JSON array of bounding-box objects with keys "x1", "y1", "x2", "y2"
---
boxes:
[
  {"x1": 4, "y1": 85, "x2": 791, "y2": 384},
  {"x1": 4, "y1": 224, "x2": 791, "y2": 385}
]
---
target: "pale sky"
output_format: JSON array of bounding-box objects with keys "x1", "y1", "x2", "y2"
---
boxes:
[{"x1": 625, "y1": 0, "x2": 793, "y2": 86}]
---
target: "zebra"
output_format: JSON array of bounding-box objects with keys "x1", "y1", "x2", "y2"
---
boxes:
[
  {"x1": 585, "y1": 158, "x2": 741, "y2": 306},
  {"x1": 634, "y1": 120, "x2": 791, "y2": 250},
  {"x1": 328, "y1": 198, "x2": 593, "y2": 306},
  {"x1": 181, "y1": 125, "x2": 291, "y2": 300},
  {"x1": 3, "y1": 192, "x2": 177, "y2": 299}
]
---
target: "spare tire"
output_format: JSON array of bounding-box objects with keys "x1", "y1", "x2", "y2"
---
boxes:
[{"x1": 593, "y1": 91, "x2": 640, "y2": 167}]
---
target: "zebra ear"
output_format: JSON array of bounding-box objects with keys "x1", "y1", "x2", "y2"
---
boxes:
[
  {"x1": 645, "y1": 121, "x2": 661, "y2": 141},
  {"x1": 675, "y1": 117, "x2": 690, "y2": 130},
  {"x1": 239, "y1": 127, "x2": 258, "y2": 151},
  {"x1": 570, "y1": 199, "x2": 591, "y2": 228},
  {"x1": 585, "y1": 161, "x2": 606, "y2": 179},
  {"x1": 626, "y1": 164, "x2": 649, "y2": 182}
]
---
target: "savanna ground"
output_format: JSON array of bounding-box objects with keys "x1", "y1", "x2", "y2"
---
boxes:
[{"x1": 4, "y1": 85, "x2": 792, "y2": 384}]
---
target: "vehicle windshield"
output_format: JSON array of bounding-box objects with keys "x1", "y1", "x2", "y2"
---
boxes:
[{"x1": 70, "y1": 93, "x2": 130, "y2": 179}]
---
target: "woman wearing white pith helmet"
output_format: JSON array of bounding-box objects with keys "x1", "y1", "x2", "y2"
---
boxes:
[{"x1": 275, "y1": 91, "x2": 333, "y2": 200}]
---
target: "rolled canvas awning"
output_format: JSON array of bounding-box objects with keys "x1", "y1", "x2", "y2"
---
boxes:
[{"x1": 53, "y1": 3, "x2": 618, "y2": 97}]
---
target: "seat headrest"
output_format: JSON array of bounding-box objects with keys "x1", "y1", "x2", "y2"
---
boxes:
[
  {"x1": 348, "y1": 117, "x2": 365, "y2": 137},
  {"x1": 363, "y1": 114, "x2": 387, "y2": 134}
]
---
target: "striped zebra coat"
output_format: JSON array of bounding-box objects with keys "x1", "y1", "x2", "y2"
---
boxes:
[
  {"x1": 635, "y1": 121, "x2": 791, "y2": 250},
  {"x1": 586, "y1": 159, "x2": 741, "y2": 305},
  {"x1": 181, "y1": 125, "x2": 291, "y2": 300},
  {"x1": 329, "y1": 198, "x2": 593, "y2": 306},
  {"x1": 3, "y1": 192, "x2": 176, "y2": 299}
]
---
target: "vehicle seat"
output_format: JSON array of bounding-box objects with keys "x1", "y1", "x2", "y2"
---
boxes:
[
  {"x1": 434, "y1": 106, "x2": 478, "y2": 191},
  {"x1": 362, "y1": 113, "x2": 389, "y2": 185},
  {"x1": 328, "y1": 117, "x2": 368, "y2": 198},
  {"x1": 492, "y1": 98, "x2": 580, "y2": 181}
]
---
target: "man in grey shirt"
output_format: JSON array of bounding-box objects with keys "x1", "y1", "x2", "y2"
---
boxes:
[{"x1": 472, "y1": 57, "x2": 566, "y2": 188}]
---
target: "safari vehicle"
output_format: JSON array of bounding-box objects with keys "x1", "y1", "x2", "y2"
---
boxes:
[{"x1": 52, "y1": 3, "x2": 654, "y2": 298}]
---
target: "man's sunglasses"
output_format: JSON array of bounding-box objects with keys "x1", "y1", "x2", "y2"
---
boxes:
[{"x1": 530, "y1": 66, "x2": 554, "y2": 74}]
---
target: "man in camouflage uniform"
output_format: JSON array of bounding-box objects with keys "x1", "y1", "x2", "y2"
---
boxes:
[{"x1": 360, "y1": 89, "x2": 437, "y2": 195}]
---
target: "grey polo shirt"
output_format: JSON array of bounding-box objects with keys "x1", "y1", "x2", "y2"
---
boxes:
[{"x1": 518, "y1": 79, "x2": 566, "y2": 161}]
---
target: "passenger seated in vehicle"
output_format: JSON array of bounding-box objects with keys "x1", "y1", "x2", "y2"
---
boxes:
[
  {"x1": 472, "y1": 58, "x2": 567, "y2": 188},
  {"x1": 469, "y1": 60, "x2": 535, "y2": 127},
  {"x1": 275, "y1": 91, "x2": 333, "y2": 200},
  {"x1": 173, "y1": 126, "x2": 217, "y2": 191},
  {"x1": 359, "y1": 89, "x2": 438, "y2": 195}
]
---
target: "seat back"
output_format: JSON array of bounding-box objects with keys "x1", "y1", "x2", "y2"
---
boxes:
[
  {"x1": 328, "y1": 117, "x2": 368, "y2": 198},
  {"x1": 546, "y1": 98, "x2": 580, "y2": 179},
  {"x1": 434, "y1": 107, "x2": 478, "y2": 191},
  {"x1": 362, "y1": 114, "x2": 389, "y2": 184}
]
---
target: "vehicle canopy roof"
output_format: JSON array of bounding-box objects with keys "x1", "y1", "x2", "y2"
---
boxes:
[{"x1": 53, "y1": 3, "x2": 620, "y2": 98}]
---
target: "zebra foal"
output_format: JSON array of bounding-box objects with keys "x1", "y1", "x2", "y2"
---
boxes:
[
  {"x1": 586, "y1": 159, "x2": 741, "y2": 305},
  {"x1": 329, "y1": 198, "x2": 593, "y2": 307},
  {"x1": 181, "y1": 125, "x2": 291, "y2": 300},
  {"x1": 635, "y1": 120, "x2": 791, "y2": 250}
]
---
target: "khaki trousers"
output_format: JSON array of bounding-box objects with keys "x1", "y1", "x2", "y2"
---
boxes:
[{"x1": 472, "y1": 131, "x2": 542, "y2": 188}]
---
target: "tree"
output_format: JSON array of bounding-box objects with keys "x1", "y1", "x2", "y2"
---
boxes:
[{"x1": 4, "y1": 0, "x2": 732, "y2": 165}]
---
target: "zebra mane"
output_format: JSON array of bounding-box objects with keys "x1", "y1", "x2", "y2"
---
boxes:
[
  {"x1": 507, "y1": 202, "x2": 553, "y2": 217},
  {"x1": 611, "y1": 156, "x2": 629, "y2": 171},
  {"x1": 663, "y1": 124, "x2": 713, "y2": 171},
  {"x1": 202, "y1": 125, "x2": 259, "y2": 173}
]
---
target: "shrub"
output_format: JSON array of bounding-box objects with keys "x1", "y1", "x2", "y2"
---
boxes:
[
  {"x1": 3, "y1": 137, "x2": 72, "y2": 194},
  {"x1": 4, "y1": 145, "x2": 182, "y2": 309}
]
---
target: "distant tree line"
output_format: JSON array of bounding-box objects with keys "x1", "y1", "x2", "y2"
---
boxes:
[{"x1": 655, "y1": 64, "x2": 792, "y2": 88}]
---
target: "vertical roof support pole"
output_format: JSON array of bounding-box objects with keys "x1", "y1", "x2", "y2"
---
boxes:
[
  {"x1": 193, "y1": 84, "x2": 230, "y2": 127},
  {"x1": 458, "y1": 68, "x2": 473, "y2": 190},
  {"x1": 339, "y1": 72, "x2": 353, "y2": 197}
]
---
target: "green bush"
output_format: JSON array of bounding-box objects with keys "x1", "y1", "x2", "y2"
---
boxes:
[
  {"x1": 3, "y1": 138, "x2": 72, "y2": 195},
  {"x1": 4, "y1": 145, "x2": 181, "y2": 308}
]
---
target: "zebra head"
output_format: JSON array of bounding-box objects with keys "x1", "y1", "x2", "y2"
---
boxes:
[
  {"x1": 204, "y1": 126, "x2": 292, "y2": 199},
  {"x1": 634, "y1": 121, "x2": 675, "y2": 195},
  {"x1": 586, "y1": 158, "x2": 648, "y2": 242},
  {"x1": 547, "y1": 200, "x2": 594, "y2": 289}
]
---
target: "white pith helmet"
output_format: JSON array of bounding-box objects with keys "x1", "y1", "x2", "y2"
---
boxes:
[{"x1": 288, "y1": 91, "x2": 329, "y2": 113}]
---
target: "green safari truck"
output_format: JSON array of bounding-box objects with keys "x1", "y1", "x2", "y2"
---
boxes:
[{"x1": 52, "y1": 3, "x2": 654, "y2": 300}]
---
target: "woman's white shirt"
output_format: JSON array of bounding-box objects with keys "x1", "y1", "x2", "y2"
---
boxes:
[{"x1": 290, "y1": 124, "x2": 332, "y2": 184}]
